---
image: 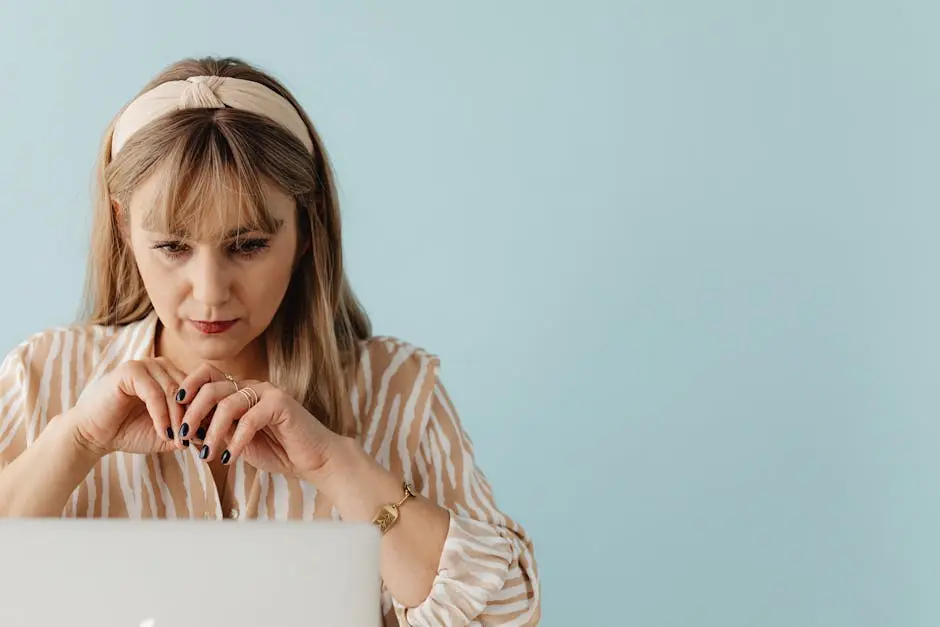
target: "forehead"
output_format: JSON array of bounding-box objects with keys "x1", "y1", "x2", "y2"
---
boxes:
[{"x1": 127, "y1": 168, "x2": 295, "y2": 238}]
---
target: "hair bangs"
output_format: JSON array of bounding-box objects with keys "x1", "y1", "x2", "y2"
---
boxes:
[{"x1": 141, "y1": 115, "x2": 282, "y2": 242}]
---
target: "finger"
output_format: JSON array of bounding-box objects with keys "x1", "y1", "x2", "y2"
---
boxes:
[
  {"x1": 122, "y1": 362, "x2": 172, "y2": 443},
  {"x1": 189, "y1": 408, "x2": 215, "y2": 446},
  {"x1": 148, "y1": 360, "x2": 186, "y2": 447},
  {"x1": 222, "y1": 393, "x2": 273, "y2": 465},
  {"x1": 175, "y1": 363, "x2": 227, "y2": 406},
  {"x1": 156, "y1": 358, "x2": 190, "y2": 446},
  {"x1": 200, "y1": 384, "x2": 259, "y2": 463},
  {"x1": 156, "y1": 358, "x2": 188, "y2": 389},
  {"x1": 180, "y1": 381, "x2": 231, "y2": 443}
]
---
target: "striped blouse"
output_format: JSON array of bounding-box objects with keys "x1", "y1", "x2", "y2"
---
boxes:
[{"x1": 0, "y1": 311, "x2": 540, "y2": 626}]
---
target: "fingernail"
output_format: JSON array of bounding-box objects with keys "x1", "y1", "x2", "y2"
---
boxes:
[
  {"x1": 221, "y1": 450, "x2": 231, "y2": 465},
  {"x1": 179, "y1": 423, "x2": 190, "y2": 438},
  {"x1": 182, "y1": 439, "x2": 190, "y2": 447},
  {"x1": 165, "y1": 427, "x2": 174, "y2": 440},
  {"x1": 199, "y1": 445, "x2": 210, "y2": 460},
  {"x1": 196, "y1": 427, "x2": 206, "y2": 440},
  {"x1": 175, "y1": 389, "x2": 186, "y2": 403}
]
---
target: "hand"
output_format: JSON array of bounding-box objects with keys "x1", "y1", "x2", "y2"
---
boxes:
[
  {"x1": 72, "y1": 357, "x2": 189, "y2": 457},
  {"x1": 175, "y1": 364, "x2": 338, "y2": 476}
]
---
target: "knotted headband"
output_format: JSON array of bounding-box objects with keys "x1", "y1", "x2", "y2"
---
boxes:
[{"x1": 110, "y1": 75, "x2": 313, "y2": 156}]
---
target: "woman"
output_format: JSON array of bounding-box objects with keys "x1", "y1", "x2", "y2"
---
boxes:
[{"x1": 0, "y1": 57, "x2": 539, "y2": 626}]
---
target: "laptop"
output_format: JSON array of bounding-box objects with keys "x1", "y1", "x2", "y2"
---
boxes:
[{"x1": 0, "y1": 518, "x2": 382, "y2": 627}]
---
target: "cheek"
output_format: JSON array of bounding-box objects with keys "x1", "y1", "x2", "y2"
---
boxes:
[
  {"x1": 131, "y1": 247, "x2": 182, "y2": 303},
  {"x1": 242, "y1": 249, "x2": 296, "y2": 307},
  {"x1": 130, "y1": 242, "x2": 157, "y2": 284}
]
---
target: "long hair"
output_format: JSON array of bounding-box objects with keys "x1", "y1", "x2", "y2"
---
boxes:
[{"x1": 80, "y1": 56, "x2": 371, "y2": 435}]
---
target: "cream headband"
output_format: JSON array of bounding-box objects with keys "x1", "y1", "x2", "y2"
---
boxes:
[{"x1": 110, "y1": 75, "x2": 314, "y2": 156}]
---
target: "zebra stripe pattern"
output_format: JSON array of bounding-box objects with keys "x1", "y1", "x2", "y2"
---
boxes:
[{"x1": 0, "y1": 311, "x2": 540, "y2": 626}]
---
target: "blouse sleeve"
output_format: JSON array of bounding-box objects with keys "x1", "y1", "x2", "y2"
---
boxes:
[
  {"x1": 367, "y1": 348, "x2": 541, "y2": 627},
  {"x1": 0, "y1": 341, "x2": 31, "y2": 473}
]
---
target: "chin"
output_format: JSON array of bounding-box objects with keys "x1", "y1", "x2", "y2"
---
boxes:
[{"x1": 189, "y1": 335, "x2": 247, "y2": 359}]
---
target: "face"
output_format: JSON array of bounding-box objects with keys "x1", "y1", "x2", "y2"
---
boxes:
[{"x1": 125, "y1": 174, "x2": 300, "y2": 371}]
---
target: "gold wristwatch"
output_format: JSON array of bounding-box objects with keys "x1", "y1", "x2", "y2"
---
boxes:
[{"x1": 372, "y1": 481, "x2": 417, "y2": 534}]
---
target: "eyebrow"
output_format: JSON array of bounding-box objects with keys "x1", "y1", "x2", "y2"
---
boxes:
[
  {"x1": 147, "y1": 219, "x2": 285, "y2": 240},
  {"x1": 223, "y1": 219, "x2": 284, "y2": 239}
]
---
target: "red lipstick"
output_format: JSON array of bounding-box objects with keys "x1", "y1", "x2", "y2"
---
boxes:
[{"x1": 190, "y1": 320, "x2": 237, "y2": 334}]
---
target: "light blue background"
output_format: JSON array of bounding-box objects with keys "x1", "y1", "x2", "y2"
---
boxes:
[{"x1": 0, "y1": 1, "x2": 936, "y2": 625}]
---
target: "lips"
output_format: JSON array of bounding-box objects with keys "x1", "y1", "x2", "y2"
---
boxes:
[{"x1": 190, "y1": 320, "x2": 237, "y2": 334}]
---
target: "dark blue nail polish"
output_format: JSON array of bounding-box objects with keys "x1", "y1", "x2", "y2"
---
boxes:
[
  {"x1": 196, "y1": 427, "x2": 206, "y2": 440},
  {"x1": 221, "y1": 450, "x2": 231, "y2": 465},
  {"x1": 182, "y1": 439, "x2": 190, "y2": 447},
  {"x1": 165, "y1": 426, "x2": 173, "y2": 440},
  {"x1": 179, "y1": 423, "x2": 190, "y2": 438},
  {"x1": 175, "y1": 389, "x2": 186, "y2": 403},
  {"x1": 199, "y1": 445, "x2": 210, "y2": 460}
]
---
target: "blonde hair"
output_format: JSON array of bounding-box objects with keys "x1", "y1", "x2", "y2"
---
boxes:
[{"x1": 80, "y1": 56, "x2": 371, "y2": 435}]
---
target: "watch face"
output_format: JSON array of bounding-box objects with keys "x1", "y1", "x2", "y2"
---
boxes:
[{"x1": 375, "y1": 504, "x2": 400, "y2": 531}]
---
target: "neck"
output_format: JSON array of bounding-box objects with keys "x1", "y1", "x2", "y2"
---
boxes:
[{"x1": 155, "y1": 322, "x2": 268, "y2": 381}]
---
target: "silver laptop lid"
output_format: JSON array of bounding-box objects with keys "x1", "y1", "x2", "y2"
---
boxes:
[{"x1": 0, "y1": 519, "x2": 382, "y2": 627}]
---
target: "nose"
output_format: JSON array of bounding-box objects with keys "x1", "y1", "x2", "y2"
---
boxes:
[{"x1": 189, "y1": 249, "x2": 231, "y2": 308}]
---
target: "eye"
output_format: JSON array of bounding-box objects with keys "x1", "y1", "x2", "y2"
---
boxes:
[
  {"x1": 229, "y1": 238, "x2": 270, "y2": 259},
  {"x1": 152, "y1": 240, "x2": 191, "y2": 259}
]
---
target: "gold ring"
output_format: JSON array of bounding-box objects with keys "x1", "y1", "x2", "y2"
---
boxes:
[
  {"x1": 224, "y1": 373, "x2": 239, "y2": 393},
  {"x1": 238, "y1": 386, "x2": 259, "y2": 409}
]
